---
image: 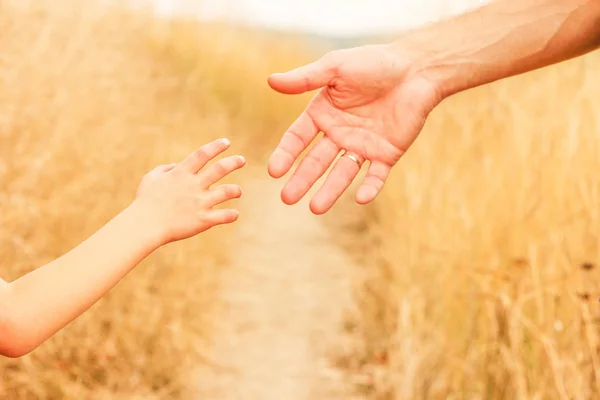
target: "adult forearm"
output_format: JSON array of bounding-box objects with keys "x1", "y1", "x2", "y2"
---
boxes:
[
  {"x1": 0, "y1": 203, "x2": 162, "y2": 357},
  {"x1": 398, "y1": 0, "x2": 600, "y2": 99}
]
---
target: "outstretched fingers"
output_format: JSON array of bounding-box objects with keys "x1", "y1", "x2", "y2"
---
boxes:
[
  {"x1": 177, "y1": 138, "x2": 231, "y2": 174},
  {"x1": 199, "y1": 155, "x2": 246, "y2": 187},
  {"x1": 281, "y1": 136, "x2": 340, "y2": 205},
  {"x1": 268, "y1": 111, "x2": 320, "y2": 179}
]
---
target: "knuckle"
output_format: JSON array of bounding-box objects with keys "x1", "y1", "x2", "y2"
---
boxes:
[
  {"x1": 193, "y1": 148, "x2": 209, "y2": 163},
  {"x1": 370, "y1": 176, "x2": 385, "y2": 190},
  {"x1": 214, "y1": 162, "x2": 228, "y2": 175},
  {"x1": 285, "y1": 130, "x2": 307, "y2": 147},
  {"x1": 212, "y1": 139, "x2": 227, "y2": 150},
  {"x1": 304, "y1": 151, "x2": 325, "y2": 167},
  {"x1": 215, "y1": 186, "x2": 231, "y2": 199}
]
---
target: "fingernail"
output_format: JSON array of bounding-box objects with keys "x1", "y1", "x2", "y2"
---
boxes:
[
  {"x1": 220, "y1": 138, "x2": 231, "y2": 146},
  {"x1": 239, "y1": 156, "x2": 246, "y2": 164}
]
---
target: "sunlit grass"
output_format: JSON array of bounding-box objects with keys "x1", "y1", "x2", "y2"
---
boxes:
[
  {"x1": 3, "y1": 1, "x2": 598, "y2": 399},
  {"x1": 0, "y1": 1, "x2": 314, "y2": 397},
  {"x1": 339, "y1": 52, "x2": 600, "y2": 399}
]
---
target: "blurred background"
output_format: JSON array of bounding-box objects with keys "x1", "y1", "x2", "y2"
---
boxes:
[
  {"x1": 150, "y1": 0, "x2": 487, "y2": 36},
  {"x1": 1, "y1": 0, "x2": 599, "y2": 399}
]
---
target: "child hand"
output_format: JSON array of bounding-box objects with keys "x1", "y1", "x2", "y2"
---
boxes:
[{"x1": 132, "y1": 138, "x2": 246, "y2": 245}]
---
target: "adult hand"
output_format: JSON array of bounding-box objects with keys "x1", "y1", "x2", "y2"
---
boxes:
[{"x1": 267, "y1": 44, "x2": 442, "y2": 214}]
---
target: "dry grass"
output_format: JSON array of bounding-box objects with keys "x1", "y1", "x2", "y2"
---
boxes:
[
  {"x1": 338, "y1": 53, "x2": 600, "y2": 399},
  {"x1": 4, "y1": 1, "x2": 598, "y2": 399},
  {"x1": 0, "y1": 1, "x2": 313, "y2": 398}
]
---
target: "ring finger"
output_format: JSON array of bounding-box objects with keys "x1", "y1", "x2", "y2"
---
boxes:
[
  {"x1": 309, "y1": 150, "x2": 365, "y2": 215},
  {"x1": 281, "y1": 135, "x2": 339, "y2": 205}
]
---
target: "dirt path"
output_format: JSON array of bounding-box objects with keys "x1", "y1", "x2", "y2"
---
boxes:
[{"x1": 194, "y1": 168, "x2": 360, "y2": 400}]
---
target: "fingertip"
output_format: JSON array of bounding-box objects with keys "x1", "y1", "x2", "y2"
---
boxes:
[
  {"x1": 281, "y1": 190, "x2": 292, "y2": 205},
  {"x1": 268, "y1": 159, "x2": 289, "y2": 179},
  {"x1": 281, "y1": 186, "x2": 302, "y2": 206},
  {"x1": 267, "y1": 73, "x2": 279, "y2": 88},
  {"x1": 224, "y1": 209, "x2": 240, "y2": 224},
  {"x1": 268, "y1": 165, "x2": 283, "y2": 179},
  {"x1": 234, "y1": 185, "x2": 243, "y2": 198},
  {"x1": 266, "y1": 72, "x2": 307, "y2": 95},
  {"x1": 219, "y1": 137, "x2": 231, "y2": 147},
  {"x1": 267, "y1": 73, "x2": 284, "y2": 91},
  {"x1": 356, "y1": 186, "x2": 378, "y2": 205},
  {"x1": 309, "y1": 198, "x2": 330, "y2": 216}
]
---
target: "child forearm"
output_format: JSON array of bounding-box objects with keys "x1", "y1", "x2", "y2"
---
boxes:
[
  {"x1": 400, "y1": 0, "x2": 600, "y2": 99},
  {"x1": 0, "y1": 203, "x2": 162, "y2": 358},
  {"x1": 0, "y1": 138, "x2": 245, "y2": 359}
]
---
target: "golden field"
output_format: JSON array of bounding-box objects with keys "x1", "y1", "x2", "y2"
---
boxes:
[
  {"x1": 0, "y1": 1, "x2": 312, "y2": 398},
  {"x1": 2, "y1": 1, "x2": 600, "y2": 399}
]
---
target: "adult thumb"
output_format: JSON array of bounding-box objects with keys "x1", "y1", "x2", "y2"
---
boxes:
[{"x1": 267, "y1": 54, "x2": 337, "y2": 95}]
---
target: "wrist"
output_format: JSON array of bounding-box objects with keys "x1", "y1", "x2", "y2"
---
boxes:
[
  {"x1": 120, "y1": 202, "x2": 168, "y2": 250},
  {"x1": 388, "y1": 34, "x2": 455, "y2": 102}
]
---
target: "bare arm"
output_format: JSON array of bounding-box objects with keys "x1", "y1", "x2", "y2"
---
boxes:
[
  {"x1": 0, "y1": 139, "x2": 245, "y2": 358},
  {"x1": 402, "y1": 0, "x2": 600, "y2": 99},
  {"x1": 0, "y1": 206, "x2": 161, "y2": 358}
]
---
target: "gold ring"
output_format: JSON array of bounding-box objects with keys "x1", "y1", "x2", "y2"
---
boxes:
[{"x1": 344, "y1": 152, "x2": 362, "y2": 167}]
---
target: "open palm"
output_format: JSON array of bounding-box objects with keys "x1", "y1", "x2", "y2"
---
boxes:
[{"x1": 267, "y1": 44, "x2": 441, "y2": 214}]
